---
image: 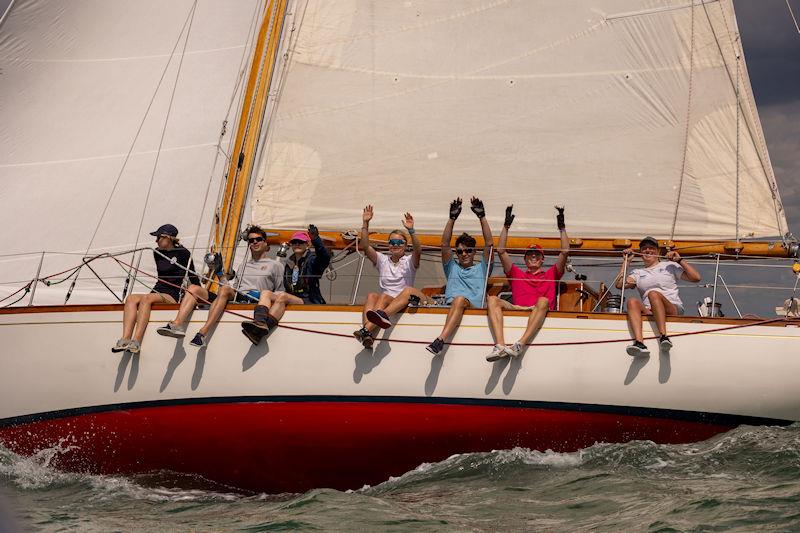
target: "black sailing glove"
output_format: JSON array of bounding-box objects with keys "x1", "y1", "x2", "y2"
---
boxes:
[
  {"x1": 470, "y1": 197, "x2": 485, "y2": 219},
  {"x1": 504, "y1": 205, "x2": 515, "y2": 228},
  {"x1": 449, "y1": 198, "x2": 462, "y2": 220},
  {"x1": 555, "y1": 205, "x2": 565, "y2": 231},
  {"x1": 308, "y1": 224, "x2": 319, "y2": 240}
]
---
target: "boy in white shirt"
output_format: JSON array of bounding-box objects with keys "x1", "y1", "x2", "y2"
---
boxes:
[{"x1": 353, "y1": 205, "x2": 428, "y2": 348}]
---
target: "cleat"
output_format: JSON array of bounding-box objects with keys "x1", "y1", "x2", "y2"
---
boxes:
[
  {"x1": 111, "y1": 338, "x2": 130, "y2": 353},
  {"x1": 626, "y1": 341, "x2": 650, "y2": 357},
  {"x1": 659, "y1": 335, "x2": 673, "y2": 350},
  {"x1": 426, "y1": 338, "x2": 445, "y2": 355},
  {"x1": 366, "y1": 309, "x2": 392, "y2": 329},
  {"x1": 486, "y1": 344, "x2": 508, "y2": 362},
  {"x1": 189, "y1": 332, "x2": 207, "y2": 348},
  {"x1": 157, "y1": 322, "x2": 186, "y2": 338}
]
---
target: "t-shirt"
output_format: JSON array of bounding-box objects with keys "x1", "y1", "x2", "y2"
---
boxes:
[
  {"x1": 375, "y1": 253, "x2": 416, "y2": 297},
  {"x1": 152, "y1": 246, "x2": 200, "y2": 302},
  {"x1": 507, "y1": 264, "x2": 562, "y2": 310},
  {"x1": 444, "y1": 258, "x2": 488, "y2": 308},
  {"x1": 629, "y1": 261, "x2": 684, "y2": 309},
  {"x1": 234, "y1": 255, "x2": 284, "y2": 294}
]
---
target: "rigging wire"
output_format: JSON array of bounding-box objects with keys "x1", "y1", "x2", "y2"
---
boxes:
[
  {"x1": 83, "y1": 2, "x2": 200, "y2": 256},
  {"x1": 133, "y1": 0, "x2": 198, "y2": 253},
  {"x1": 787, "y1": 0, "x2": 800, "y2": 34}
]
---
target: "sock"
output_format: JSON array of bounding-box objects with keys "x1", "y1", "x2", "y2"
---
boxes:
[{"x1": 253, "y1": 305, "x2": 270, "y2": 324}]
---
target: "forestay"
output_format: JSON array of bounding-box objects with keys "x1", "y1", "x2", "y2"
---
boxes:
[
  {"x1": 0, "y1": 0, "x2": 260, "y2": 302},
  {"x1": 252, "y1": 0, "x2": 788, "y2": 241}
]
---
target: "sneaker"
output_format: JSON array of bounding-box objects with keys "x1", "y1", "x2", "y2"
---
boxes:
[
  {"x1": 659, "y1": 335, "x2": 673, "y2": 350},
  {"x1": 157, "y1": 322, "x2": 186, "y2": 338},
  {"x1": 111, "y1": 338, "x2": 130, "y2": 353},
  {"x1": 625, "y1": 340, "x2": 650, "y2": 357},
  {"x1": 408, "y1": 294, "x2": 421, "y2": 306},
  {"x1": 189, "y1": 332, "x2": 207, "y2": 348},
  {"x1": 486, "y1": 344, "x2": 508, "y2": 362},
  {"x1": 426, "y1": 338, "x2": 445, "y2": 355},
  {"x1": 127, "y1": 340, "x2": 141, "y2": 354},
  {"x1": 366, "y1": 309, "x2": 392, "y2": 329},
  {"x1": 353, "y1": 326, "x2": 375, "y2": 349},
  {"x1": 505, "y1": 341, "x2": 524, "y2": 358}
]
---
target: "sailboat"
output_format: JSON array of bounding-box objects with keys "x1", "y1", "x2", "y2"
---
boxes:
[{"x1": 1, "y1": 0, "x2": 799, "y2": 494}]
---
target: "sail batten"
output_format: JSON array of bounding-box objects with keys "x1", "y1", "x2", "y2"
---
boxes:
[{"x1": 251, "y1": 0, "x2": 788, "y2": 241}]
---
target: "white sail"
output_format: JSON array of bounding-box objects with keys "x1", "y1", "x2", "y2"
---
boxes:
[
  {"x1": 0, "y1": 0, "x2": 260, "y2": 303},
  {"x1": 252, "y1": 0, "x2": 788, "y2": 240}
]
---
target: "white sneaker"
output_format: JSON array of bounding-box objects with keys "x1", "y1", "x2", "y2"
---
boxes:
[
  {"x1": 157, "y1": 322, "x2": 186, "y2": 338},
  {"x1": 505, "y1": 341, "x2": 524, "y2": 357},
  {"x1": 486, "y1": 344, "x2": 509, "y2": 362}
]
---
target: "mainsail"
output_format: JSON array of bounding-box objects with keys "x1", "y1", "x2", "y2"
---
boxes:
[
  {"x1": 0, "y1": 0, "x2": 260, "y2": 302},
  {"x1": 252, "y1": 0, "x2": 788, "y2": 241}
]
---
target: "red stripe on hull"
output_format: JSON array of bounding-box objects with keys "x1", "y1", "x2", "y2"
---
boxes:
[{"x1": 0, "y1": 402, "x2": 731, "y2": 493}]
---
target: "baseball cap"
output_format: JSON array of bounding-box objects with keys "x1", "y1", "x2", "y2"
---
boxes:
[
  {"x1": 639, "y1": 236, "x2": 659, "y2": 249},
  {"x1": 149, "y1": 223, "x2": 178, "y2": 237},
  {"x1": 524, "y1": 243, "x2": 544, "y2": 256},
  {"x1": 290, "y1": 231, "x2": 310, "y2": 243}
]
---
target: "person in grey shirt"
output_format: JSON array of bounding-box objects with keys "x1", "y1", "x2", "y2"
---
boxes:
[{"x1": 157, "y1": 225, "x2": 283, "y2": 347}]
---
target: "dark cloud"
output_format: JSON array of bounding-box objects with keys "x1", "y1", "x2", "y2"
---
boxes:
[{"x1": 736, "y1": 0, "x2": 800, "y2": 235}]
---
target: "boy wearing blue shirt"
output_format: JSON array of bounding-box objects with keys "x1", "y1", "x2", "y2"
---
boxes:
[{"x1": 426, "y1": 197, "x2": 494, "y2": 355}]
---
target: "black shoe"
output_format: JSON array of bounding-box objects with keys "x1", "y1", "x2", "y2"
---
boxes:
[
  {"x1": 659, "y1": 335, "x2": 673, "y2": 350},
  {"x1": 241, "y1": 320, "x2": 273, "y2": 346},
  {"x1": 625, "y1": 340, "x2": 650, "y2": 357},
  {"x1": 366, "y1": 309, "x2": 392, "y2": 329},
  {"x1": 408, "y1": 294, "x2": 421, "y2": 306},
  {"x1": 189, "y1": 333, "x2": 207, "y2": 348},
  {"x1": 353, "y1": 327, "x2": 374, "y2": 349},
  {"x1": 426, "y1": 338, "x2": 445, "y2": 355}
]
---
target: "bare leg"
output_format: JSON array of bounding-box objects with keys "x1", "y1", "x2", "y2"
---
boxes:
[
  {"x1": 486, "y1": 295, "x2": 506, "y2": 345},
  {"x1": 173, "y1": 285, "x2": 208, "y2": 327},
  {"x1": 133, "y1": 293, "x2": 174, "y2": 343},
  {"x1": 268, "y1": 292, "x2": 305, "y2": 321},
  {"x1": 518, "y1": 297, "x2": 550, "y2": 345},
  {"x1": 198, "y1": 285, "x2": 234, "y2": 336},
  {"x1": 438, "y1": 296, "x2": 470, "y2": 341},
  {"x1": 647, "y1": 291, "x2": 677, "y2": 337},
  {"x1": 627, "y1": 298, "x2": 645, "y2": 342},
  {"x1": 362, "y1": 292, "x2": 380, "y2": 326},
  {"x1": 382, "y1": 287, "x2": 420, "y2": 316},
  {"x1": 122, "y1": 294, "x2": 142, "y2": 339}
]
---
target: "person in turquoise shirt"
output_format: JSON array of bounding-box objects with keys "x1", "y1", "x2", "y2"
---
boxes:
[{"x1": 426, "y1": 197, "x2": 494, "y2": 355}]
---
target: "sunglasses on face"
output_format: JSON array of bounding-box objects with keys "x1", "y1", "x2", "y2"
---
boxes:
[
  {"x1": 289, "y1": 240, "x2": 307, "y2": 246},
  {"x1": 248, "y1": 236, "x2": 265, "y2": 244},
  {"x1": 156, "y1": 234, "x2": 171, "y2": 241},
  {"x1": 455, "y1": 248, "x2": 474, "y2": 255},
  {"x1": 388, "y1": 239, "x2": 406, "y2": 246}
]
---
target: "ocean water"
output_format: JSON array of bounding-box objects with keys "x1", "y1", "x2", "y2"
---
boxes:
[{"x1": 2, "y1": 424, "x2": 800, "y2": 532}]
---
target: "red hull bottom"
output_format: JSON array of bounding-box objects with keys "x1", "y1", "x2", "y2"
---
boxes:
[{"x1": 0, "y1": 402, "x2": 732, "y2": 493}]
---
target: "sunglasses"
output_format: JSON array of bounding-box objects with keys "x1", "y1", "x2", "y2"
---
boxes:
[
  {"x1": 248, "y1": 236, "x2": 265, "y2": 244},
  {"x1": 455, "y1": 248, "x2": 474, "y2": 255},
  {"x1": 156, "y1": 234, "x2": 172, "y2": 240},
  {"x1": 388, "y1": 238, "x2": 406, "y2": 246},
  {"x1": 289, "y1": 239, "x2": 307, "y2": 246}
]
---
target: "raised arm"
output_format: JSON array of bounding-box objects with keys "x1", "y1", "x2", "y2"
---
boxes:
[
  {"x1": 470, "y1": 196, "x2": 493, "y2": 257},
  {"x1": 497, "y1": 205, "x2": 515, "y2": 274},
  {"x1": 441, "y1": 198, "x2": 461, "y2": 265},
  {"x1": 307, "y1": 224, "x2": 331, "y2": 274},
  {"x1": 403, "y1": 212, "x2": 421, "y2": 269},
  {"x1": 554, "y1": 206, "x2": 570, "y2": 276},
  {"x1": 666, "y1": 250, "x2": 701, "y2": 283},
  {"x1": 359, "y1": 205, "x2": 379, "y2": 265},
  {"x1": 614, "y1": 248, "x2": 637, "y2": 289}
]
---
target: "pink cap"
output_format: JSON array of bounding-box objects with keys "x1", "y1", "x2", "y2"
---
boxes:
[{"x1": 290, "y1": 231, "x2": 310, "y2": 242}]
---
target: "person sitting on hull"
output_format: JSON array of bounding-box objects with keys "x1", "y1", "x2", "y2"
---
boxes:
[
  {"x1": 485, "y1": 205, "x2": 570, "y2": 362},
  {"x1": 353, "y1": 205, "x2": 430, "y2": 349},
  {"x1": 241, "y1": 224, "x2": 331, "y2": 344},
  {"x1": 112, "y1": 224, "x2": 199, "y2": 355},
  {"x1": 616, "y1": 236, "x2": 701, "y2": 357},
  {"x1": 156, "y1": 224, "x2": 284, "y2": 348},
  {"x1": 426, "y1": 197, "x2": 494, "y2": 355}
]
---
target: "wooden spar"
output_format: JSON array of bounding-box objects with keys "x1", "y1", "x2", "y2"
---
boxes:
[
  {"x1": 212, "y1": 0, "x2": 288, "y2": 274},
  {"x1": 262, "y1": 230, "x2": 797, "y2": 259}
]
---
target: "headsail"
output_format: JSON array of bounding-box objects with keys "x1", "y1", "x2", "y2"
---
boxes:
[
  {"x1": 252, "y1": 0, "x2": 788, "y2": 241},
  {"x1": 0, "y1": 0, "x2": 260, "y2": 302}
]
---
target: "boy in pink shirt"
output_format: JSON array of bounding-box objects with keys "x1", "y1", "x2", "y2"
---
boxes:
[{"x1": 486, "y1": 206, "x2": 570, "y2": 361}]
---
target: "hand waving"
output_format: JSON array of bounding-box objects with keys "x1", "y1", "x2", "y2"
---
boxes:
[
  {"x1": 403, "y1": 212, "x2": 414, "y2": 231},
  {"x1": 308, "y1": 224, "x2": 319, "y2": 239},
  {"x1": 362, "y1": 205, "x2": 373, "y2": 224},
  {"x1": 504, "y1": 205, "x2": 515, "y2": 228},
  {"x1": 449, "y1": 198, "x2": 463, "y2": 220},
  {"x1": 555, "y1": 205, "x2": 565, "y2": 231},
  {"x1": 470, "y1": 196, "x2": 485, "y2": 219}
]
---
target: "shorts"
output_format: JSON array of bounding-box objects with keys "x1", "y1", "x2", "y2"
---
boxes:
[
  {"x1": 645, "y1": 302, "x2": 685, "y2": 315},
  {"x1": 207, "y1": 289, "x2": 260, "y2": 304}
]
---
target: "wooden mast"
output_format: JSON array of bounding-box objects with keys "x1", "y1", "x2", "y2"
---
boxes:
[{"x1": 211, "y1": 0, "x2": 288, "y2": 276}]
